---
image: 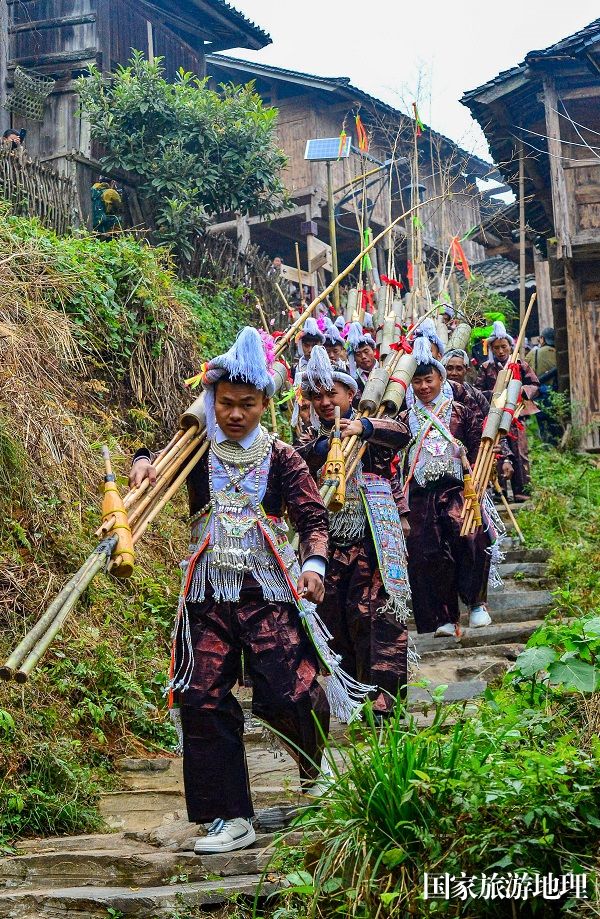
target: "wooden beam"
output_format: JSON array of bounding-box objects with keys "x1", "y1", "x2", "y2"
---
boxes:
[
  {"x1": 9, "y1": 14, "x2": 96, "y2": 33},
  {"x1": 559, "y1": 84, "x2": 600, "y2": 101},
  {"x1": 563, "y1": 159, "x2": 600, "y2": 170},
  {"x1": 8, "y1": 48, "x2": 97, "y2": 68},
  {"x1": 542, "y1": 76, "x2": 572, "y2": 259}
]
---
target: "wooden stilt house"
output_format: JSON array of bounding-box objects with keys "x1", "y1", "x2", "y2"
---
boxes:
[{"x1": 462, "y1": 18, "x2": 600, "y2": 450}]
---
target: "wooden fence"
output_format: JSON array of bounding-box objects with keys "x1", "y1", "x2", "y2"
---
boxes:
[
  {"x1": 189, "y1": 232, "x2": 294, "y2": 330},
  {"x1": 0, "y1": 146, "x2": 79, "y2": 235}
]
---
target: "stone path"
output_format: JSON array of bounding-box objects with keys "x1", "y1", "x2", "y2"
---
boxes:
[{"x1": 0, "y1": 513, "x2": 553, "y2": 918}]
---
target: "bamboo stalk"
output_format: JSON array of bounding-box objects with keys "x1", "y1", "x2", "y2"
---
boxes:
[
  {"x1": 493, "y1": 479, "x2": 525, "y2": 544},
  {"x1": 127, "y1": 432, "x2": 204, "y2": 529},
  {"x1": 0, "y1": 550, "x2": 103, "y2": 679},
  {"x1": 14, "y1": 539, "x2": 117, "y2": 682},
  {"x1": 123, "y1": 426, "x2": 197, "y2": 511},
  {"x1": 132, "y1": 441, "x2": 210, "y2": 544}
]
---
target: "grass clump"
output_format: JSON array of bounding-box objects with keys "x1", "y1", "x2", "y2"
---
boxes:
[{"x1": 271, "y1": 696, "x2": 599, "y2": 918}]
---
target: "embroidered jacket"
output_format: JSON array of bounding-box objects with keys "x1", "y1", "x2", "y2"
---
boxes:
[
  {"x1": 297, "y1": 417, "x2": 411, "y2": 517},
  {"x1": 186, "y1": 438, "x2": 329, "y2": 567}
]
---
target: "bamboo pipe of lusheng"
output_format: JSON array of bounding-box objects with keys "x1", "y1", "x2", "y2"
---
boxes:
[
  {"x1": 1, "y1": 204, "x2": 438, "y2": 682},
  {"x1": 14, "y1": 538, "x2": 117, "y2": 683},
  {"x1": 0, "y1": 549, "x2": 107, "y2": 680},
  {"x1": 460, "y1": 294, "x2": 536, "y2": 536}
]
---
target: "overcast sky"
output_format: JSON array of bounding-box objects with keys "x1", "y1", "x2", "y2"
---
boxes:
[{"x1": 227, "y1": 2, "x2": 598, "y2": 160}]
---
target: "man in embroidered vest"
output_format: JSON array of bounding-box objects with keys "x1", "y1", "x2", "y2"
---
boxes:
[
  {"x1": 297, "y1": 346, "x2": 411, "y2": 718},
  {"x1": 475, "y1": 321, "x2": 539, "y2": 502},
  {"x1": 129, "y1": 328, "x2": 332, "y2": 855},
  {"x1": 400, "y1": 338, "x2": 493, "y2": 638}
]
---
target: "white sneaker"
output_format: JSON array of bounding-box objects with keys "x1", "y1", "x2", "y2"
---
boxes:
[
  {"x1": 434, "y1": 622, "x2": 458, "y2": 638},
  {"x1": 194, "y1": 817, "x2": 255, "y2": 854},
  {"x1": 469, "y1": 605, "x2": 492, "y2": 629},
  {"x1": 304, "y1": 754, "x2": 335, "y2": 798}
]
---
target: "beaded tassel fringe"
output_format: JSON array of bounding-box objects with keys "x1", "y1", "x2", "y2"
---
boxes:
[{"x1": 299, "y1": 603, "x2": 376, "y2": 723}]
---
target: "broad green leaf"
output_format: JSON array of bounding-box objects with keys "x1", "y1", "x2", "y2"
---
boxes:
[
  {"x1": 548, "y1": 659, "x2": 596, "y2": 692},
  {"x1": 514, "y1": 646, "x2": 557, "y2": 677},
  {"x1": 382, "y1": 848, "x2": 407, "y2": 868}
]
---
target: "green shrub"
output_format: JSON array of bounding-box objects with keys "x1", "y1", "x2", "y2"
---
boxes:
[{"x1": 273, "y1": 696, "x2": 598, "y2": 917}]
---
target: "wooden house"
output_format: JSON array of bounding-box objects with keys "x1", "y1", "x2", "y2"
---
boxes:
[
  {"x1": 206, "y1": 54, "x2": 508, "y2": 283},
  {"x1": 0, "y1": 0, "x2": 270, "y2": 212},
  {"x1": 462, "y1": 18, "x2": 600, "y2": 450}
]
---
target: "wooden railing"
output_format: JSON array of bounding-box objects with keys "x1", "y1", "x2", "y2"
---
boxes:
[{"x1": 0, "y1": 146, "x2": 79, "y2": 234}]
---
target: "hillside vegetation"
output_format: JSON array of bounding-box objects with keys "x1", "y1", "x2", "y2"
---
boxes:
[{"x1": 0, "y1": 209, "x2": 250, "y2": 843}]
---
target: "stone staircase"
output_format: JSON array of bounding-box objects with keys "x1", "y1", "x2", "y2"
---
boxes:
[{"x1": 0, "y1": 527, "x2": 553, "y2": 918}]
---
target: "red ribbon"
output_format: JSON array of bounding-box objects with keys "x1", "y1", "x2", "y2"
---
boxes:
[
  {"x1": 407, "y1": 259, "x2": 414, "y2": 288},
  {"x1": 361, "y1": 289, "x2": 375, "y2": 310},
  {"x1": 508, "y1": 361, "x2": 522, "y2": 381},
  {"x1": 390, "y1": 337, "x2": 413, "y2": 354},
  {"x1": 380, "y1": 274, "x2": 404, "y2": 290},
  {"x1": 389, "y1": 376, "x2": 408, "y2": 389},
  {"x1": 503, "y1": 406, "x2": 525, "y2": 432}
]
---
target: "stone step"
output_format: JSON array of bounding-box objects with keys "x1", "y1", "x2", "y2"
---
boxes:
[
  {"x1": 486, "y1": 588, "x2": 552, "y2": 613},
  {"x1": 415, "y1": 644, "x2": 521, "y2": 685},
  {"x1": 0, "y1": 849, "x2": 207, "y2": 891},
  {"x1": 497, "y1": 562, "x2": 549, "y2": 580},
  {"x1": 15, "y1": 833, "x2": 153, "y2": 856},
  {"x1": 2, "y1": 830, "x2": 289, "y2": 892},
  {"x1": 0, "y1": 874, "x2": 277, "y2": 919},
  {"x1": 502, "y1": 547, "x2": 551, "y2": 564},
  {"x1": 98, "y1": 790, "x2": 186, "y2": 833},
  {"x1": 481, "y1": 604, "x2": 551, "y2": 625},
  {"x1": 409, "y1": 679, "x2": 487, "y2": 708},
  {"x1": 412, "y1": 621, "x2": 540, "y2": 654}
]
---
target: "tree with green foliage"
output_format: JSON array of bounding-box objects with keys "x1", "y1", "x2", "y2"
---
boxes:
[{"x1": 77, "y1": 52, "x2": 289, "y2": 261}]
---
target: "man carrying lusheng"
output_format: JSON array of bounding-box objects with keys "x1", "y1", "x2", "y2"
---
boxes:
[
  {"x1": 297, "y1": 346, "x2": 412, "y2": 718},
  {"x1": 442, "y1": 348, "x2": 490, "y2": 422},
  {"x1": 475, "y1": 321, "x2": 539, "y2": 502},
  {"x1": 346, "y1": 321, "x2": 379, "y2": 398},
  {"x1": 129, "y1": 327, "x2": 338, "y2": 855},
  {"x1": 290, "y1": 316, "x2": 325, "y2": 432},
  {"x1": 400, "y1": 337, "x2": 492, "y2": 637}
]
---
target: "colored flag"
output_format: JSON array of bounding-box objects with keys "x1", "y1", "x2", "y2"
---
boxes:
[
  {"x1": 337, "y1": 129, "x2": 348, "y2": 159},
  {"x1": 407, "y1": 259, "x2": 414, "y2": 288},
  {"x1": 355, "y1": 114, "x2": 369, "y2": 153},
  {"x1": 450, "y1": 236, "x2": 471, "y2": 279}
]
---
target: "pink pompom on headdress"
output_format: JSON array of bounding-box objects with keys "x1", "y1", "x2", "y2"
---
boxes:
[{"x1": 259, "y1": 329, "x2": 276, "y2": 371}]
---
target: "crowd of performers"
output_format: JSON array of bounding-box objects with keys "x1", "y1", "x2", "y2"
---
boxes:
[{"x1": 129, "y1": 309, "x2": 540, "y2": 856}]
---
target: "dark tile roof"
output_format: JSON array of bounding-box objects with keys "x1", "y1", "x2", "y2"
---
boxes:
[
  {"x1": 462, "y1": 18, "x2": 600, "y2": 102},
  {"x1": 202, "y1": 1, "x2": 271, "y2": 49},
  {"x1": 207, "y1": 54, "x2": 497, "y2": 178},
  {"x1": 471, "y1": 256, "x2": 535, "y2": 293}
]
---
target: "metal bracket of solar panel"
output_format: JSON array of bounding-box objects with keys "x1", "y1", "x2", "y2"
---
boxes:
[{"x1": 304, "y1": 136, "x2": 352, "y2": 162}]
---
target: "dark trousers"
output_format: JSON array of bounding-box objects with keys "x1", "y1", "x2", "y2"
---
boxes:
[
  {"x1": 179, "y1": 579, "x2": 329, "y2": 823},
  {"x1": 318, "y1": 538, "x2": 408, "y2": 714},
  {"x1": 499, "y1": 425, "x2": 531, "y2": 496},
  {"x1": 407, "y1": 483, "x2": 491, "y2": 634}
]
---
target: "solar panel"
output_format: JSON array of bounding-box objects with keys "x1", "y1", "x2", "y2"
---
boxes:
[{"x1": 304, "y1": 136, "x2": 352, "y2": 161}]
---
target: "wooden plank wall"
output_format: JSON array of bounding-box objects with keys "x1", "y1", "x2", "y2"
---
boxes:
[
  {"x1": 565, "y1": 261, "x2": 600, "y2": 450},
  {"x1": 274, "y1": 95, "x2": 315, "y2": 195}
]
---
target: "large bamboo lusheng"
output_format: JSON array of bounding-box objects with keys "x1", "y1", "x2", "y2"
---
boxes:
[
  {"x1": 2, "y1": 203, "x2": 434, "y2": 682},
  {"x1": 460, "y1": 293, "x2": 537, "y2": 536}
]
